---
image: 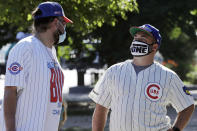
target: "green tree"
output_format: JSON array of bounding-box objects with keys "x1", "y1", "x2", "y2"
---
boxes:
[
  {"x1": 2, "y1": 0, "x2": 196, "y2": 81},
  {"x1": 0, "y1": 0, "x2": 137, "y2": 34},
  {"x1": 0, "y1": 0, "x2": 138, "y2": 85},
  {"x1": 91, "y1": 0, "x2": 197, "y2": 80}
]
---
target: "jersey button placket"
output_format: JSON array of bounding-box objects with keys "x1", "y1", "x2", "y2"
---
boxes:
[{"x1": 132, "y1": 72, "x2": 143, "y2": 130}]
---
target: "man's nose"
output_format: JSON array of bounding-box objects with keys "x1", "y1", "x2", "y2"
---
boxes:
[
  {"x1": 134, "y1": 37, "x2": 141, "y2": 41},
  {"x1": 134, "y1": 35, "x2": 141, "y2": 39}
]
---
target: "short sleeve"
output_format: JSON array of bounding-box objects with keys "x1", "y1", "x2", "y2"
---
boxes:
[
  {"x1": 5, "y1": 42, "x2": 32, "y2": 91},
  {"x1": 168, "y1": 73, "x2": 194, "y2": 112},
  {"x1": 89, "y1": 68, "x2": 112, "y2": 109}
]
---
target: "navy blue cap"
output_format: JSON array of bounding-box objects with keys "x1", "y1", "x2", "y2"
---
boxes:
[
  {"x1": 34, "y1": 2, "x2": 73, "y2": 23},
  {"x1": 130, "y1": 24, "x2": 162, "y2": 47}
]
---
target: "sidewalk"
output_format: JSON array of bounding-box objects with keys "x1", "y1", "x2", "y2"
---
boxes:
[{"x1": 62, "y1": 105, "x2": 197, "y2": 131}]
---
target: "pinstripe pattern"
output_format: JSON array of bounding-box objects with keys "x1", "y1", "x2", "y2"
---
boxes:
[
  {"x1": 0, "y1": 36, "x2": 64, "y2": 131},
  {"x1": 169, "y1": 74, "x2": 193, "y2": 112},
  {"x1": 147, "y1": 64, "x2": 157, "y2": 130},
  {"x1": 89, "y1": 59, "x2": 194, "y2": 131}
]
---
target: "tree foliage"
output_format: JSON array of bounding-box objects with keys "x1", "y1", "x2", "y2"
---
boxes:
[
  {"x1": 0, "y1": 0, "x2": 138, "y2": 66},
  {"x1": 0, "y1": 0, "x2": 137, "y2": 33},
  {"x1": 92, "y1": 0, "x2": 197, "y2": 79},
  {"x1": 0, "y1": 0, "x2": 138, "y2": 85},
  {"x1": 132, "y1": 0, "x2": 197, "y2": 80},
  {"x1": 0, "y1": 0, "x2": 197, "y2": 80}
]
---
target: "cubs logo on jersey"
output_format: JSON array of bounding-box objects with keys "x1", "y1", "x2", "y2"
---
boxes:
[
  {"x1": 183, "y1": 86, "x2": 191, "y2": 96},
  {"x1": 8, "y1": 62, "x2": 23, "y2": 75},
  {"x1": 145, "y1": 83, "x2": 162, "y2": 101}
]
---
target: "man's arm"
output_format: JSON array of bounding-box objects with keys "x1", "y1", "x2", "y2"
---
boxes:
[
  {"x1": 167, "y1": 104, "x2": 195, "y2": 131},
  {"x1": 4, "y1": 86, "x2": 17, "y2": 131},
  {"x1": 92, "y1": 104, "x2": 109, "y2": 131}
]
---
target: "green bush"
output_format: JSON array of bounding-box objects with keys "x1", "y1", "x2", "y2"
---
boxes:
[{"x1": 186, "y1": 65, "x2": 197, "y2": 84}]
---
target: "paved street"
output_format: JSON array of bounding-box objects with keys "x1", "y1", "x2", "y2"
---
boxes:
[{"x1": 63, "y1": 105, "x2": 197, "y2": 131}]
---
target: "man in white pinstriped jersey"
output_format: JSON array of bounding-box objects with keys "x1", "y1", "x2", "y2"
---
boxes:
[
  {"x1": 0, "y1": 2, "x2": 72, "y2": 131},
  {"x1": 89, "y1": 24, "x2": 195, "y2": 131}
]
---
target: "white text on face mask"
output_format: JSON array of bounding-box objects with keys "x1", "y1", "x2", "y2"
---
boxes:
[
  {"x1": 130, "y1": 41, "x2": 152, "y2": 57},
  {"x1": 131, "y1": 44, "x2": 148, "y2": 53}
]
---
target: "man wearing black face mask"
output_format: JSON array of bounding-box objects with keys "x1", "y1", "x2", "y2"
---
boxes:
[
  {"x1": 1, "y1": 2, "x2": 72, "y2": 131},
  {"x1": 130, "y1": 24, "x2": 160, "y2": 57},
  {"x1": 89, "y1": 24, "x2": 194, "y2": 131}
]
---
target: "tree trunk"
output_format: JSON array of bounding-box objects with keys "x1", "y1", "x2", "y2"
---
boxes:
[{"x1": 77, "y1": 69, "x2": 85, "y2": 86}]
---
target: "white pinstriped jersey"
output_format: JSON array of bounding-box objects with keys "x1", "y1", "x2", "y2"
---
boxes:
[
  {"x1": 0, "y1": 36, "x2": 64, "y2": 131},
  {"x1": 89, "y1": 60, "x2": 194, "y2": 131}
]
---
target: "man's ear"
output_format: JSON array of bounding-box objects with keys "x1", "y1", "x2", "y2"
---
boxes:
[
  {"x1": 48, "y1": 18, "x2": 58, "y2": 29},
  {"x1": 50, "y1": 18, "x2": 59, "y2": 30},
  {"x1": 54, "y1": 18, "x2": 59, "y2": 25},
  {"x1": 152, "y1": 44, "x2": 158, "y2": 52}
]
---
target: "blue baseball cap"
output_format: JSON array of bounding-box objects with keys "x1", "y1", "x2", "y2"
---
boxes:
[
  {"x1": 34, "y1": 2, "x2": 73, "y2": 23},
  {"x1": 130, "y1": 24, "x2": 162, "y2": 47}
]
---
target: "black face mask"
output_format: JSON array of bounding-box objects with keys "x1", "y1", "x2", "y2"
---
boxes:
[{"x1": 130, "y1": 40, "x2": 154, "y2": 57}]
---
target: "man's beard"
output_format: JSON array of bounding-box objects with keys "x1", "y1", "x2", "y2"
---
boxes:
[{"x1": 53, "y1": 29, "x2": 59, "y2": 45}]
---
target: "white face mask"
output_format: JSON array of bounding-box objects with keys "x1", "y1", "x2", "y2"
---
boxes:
[
  {"x1": 130, "y1": 40, "x2": 153, "y2": 57},
  {"x1": 58, "y1": 28, "x2": 66, "y2": 43}
]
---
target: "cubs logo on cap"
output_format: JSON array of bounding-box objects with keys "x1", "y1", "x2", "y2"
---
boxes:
[
  {"x1": 145, "y1": 83, "x2": 162, "y2": 101},
  {"x1": 8, "y1": 62, "x2": 23, "y2": 75}
]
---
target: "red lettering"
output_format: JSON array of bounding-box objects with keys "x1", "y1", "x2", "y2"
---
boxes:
[
  {"x1": 50, "y1": 68, "x2": 58, "y2": 102},
  {"x1": 50, "y1": 68, "x2": 64, "y2": 103},
  {"x1": 57, "y1": 69, "x2": 62, "y2": 102},
  {"x1": 147, "y1": 84, "x2": 160, "y2": 99}
]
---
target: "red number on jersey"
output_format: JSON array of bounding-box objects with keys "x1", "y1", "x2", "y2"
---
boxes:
[{"x1": 50, "y1": 68, "x2": 64, "y2": 102}]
